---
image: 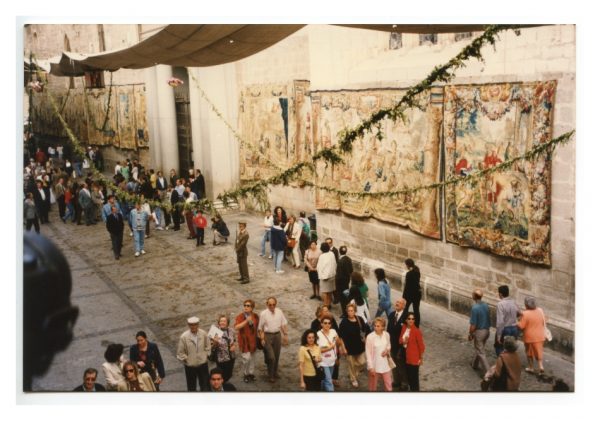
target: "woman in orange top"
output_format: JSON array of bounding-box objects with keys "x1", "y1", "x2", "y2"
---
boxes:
[{"x1": 517, "y1": 296, "x2": 546, "y2": 374}]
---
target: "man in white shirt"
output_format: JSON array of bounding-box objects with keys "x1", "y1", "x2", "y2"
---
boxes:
[
  {"x1": 258, "y1": 297, "x2": 289, "y2": 383},
  {"x1": 259, "y1": 209, "x2": 273, "y2": 258}
]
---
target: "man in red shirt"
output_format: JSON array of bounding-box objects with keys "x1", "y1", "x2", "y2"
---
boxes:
[{"x1": 193, "y1": 210, "x2": 207, "y2": 246}]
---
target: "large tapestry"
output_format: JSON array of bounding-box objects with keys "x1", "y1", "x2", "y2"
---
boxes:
[
  {"x1": 30, "y1": 84, "x2": 148, "y2": 150},
  {"x1": 312, "y1": 88, "x2": 443, "y2": 239},
  {"x1": 239, "y1": 80, "x2": 313, "y2": 181},
  {"x1": 239, "y1": 83, "x2": 292, "y2": 180},
  {"x1": 443, "y1": 81, "x2": 556, "y2": 265},
  {"x1": 86, "y1": 85, "x2": 149, "y2": 149}
]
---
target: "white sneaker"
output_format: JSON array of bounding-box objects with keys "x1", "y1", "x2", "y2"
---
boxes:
[
  {"x1": 129, "y1": 232, "x2": 133, "y2": 237},
  {"x1": 141, "y1": 250, "x2": 146, "y2": 255},
  {"x1": 135, "y1": 252, "x2": 140, "y2": 257},
  {"x1": 156, "y1": 226, "x2": 164, "y2": 231},
  {"x1": 258, "y1": 253, "x2": 265, "y2": 257},
  {"x1": 276, "y1": 270, "x2": 285, "y2": 274},
  {"x1": 268, "y1": 255, "x2": 273, "y2": 259}
]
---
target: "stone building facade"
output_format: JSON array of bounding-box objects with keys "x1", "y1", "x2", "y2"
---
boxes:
[{"x1": 23, "y1": 24, "x2": 576, "y2": 354}]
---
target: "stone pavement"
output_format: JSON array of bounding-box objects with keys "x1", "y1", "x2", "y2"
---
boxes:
[{"x1": 30, "y1": 208, "x2": 574, "y2": 393}]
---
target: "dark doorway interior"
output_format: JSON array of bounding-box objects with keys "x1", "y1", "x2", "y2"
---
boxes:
[{"x1": 173, "y1": 67, "x2": 193, "y2": 178}]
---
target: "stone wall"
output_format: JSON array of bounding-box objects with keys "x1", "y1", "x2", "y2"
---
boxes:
[{"x1": 247, "y1": 25, "x2": 576, "y2": 355}]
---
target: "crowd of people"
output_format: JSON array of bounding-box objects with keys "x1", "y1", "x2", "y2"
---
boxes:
[{"x1": 23, "y1": 146, "x2": 565, "y2": 393}]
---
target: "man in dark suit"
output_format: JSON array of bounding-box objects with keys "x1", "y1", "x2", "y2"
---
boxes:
[
  {"x1": 388, "y1": 298, "x2": 408, "y2": 391},
  {"x1": 335, "y1": 245, "x2": 353, "y2": 312},
  {"x1": 33, "y1": 180, "x2": 50, "y2": 223},
  {"x1": 106, "y1": 205, "x2": 124, "y2": 260},
  {"x1": 73, "y1": 368, "x2": 106, "y2": 392}
]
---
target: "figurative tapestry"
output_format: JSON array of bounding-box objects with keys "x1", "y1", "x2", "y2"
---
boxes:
[
  {"x1": 238, "y1": 80, "x2": 314, "y2": 181},
  {"x1": 443, "y1": 81, "x2": 556, "y2": 265},
  {"x1": 86, "y1": 85, "x2": 149, "y2": 149},
  {"x1": 312, "y1": 88, "x2": 443, "y2": 239},
  {"x1": 31, "y1": 84, "x2": 149, "y2": 150}
]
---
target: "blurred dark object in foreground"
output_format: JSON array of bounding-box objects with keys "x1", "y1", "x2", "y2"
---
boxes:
[{"x1": 23, "y1": 232, "x2": 79, "y2": 391}]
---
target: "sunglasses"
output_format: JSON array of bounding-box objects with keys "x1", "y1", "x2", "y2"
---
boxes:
[
  {"x1": 244, "y1": 304, "x2": 252, "y2": 307},
  {"x1": 322, "y1": 321, "x2": 331, "y2": 325},
  {"x1": 125, "y1": 369, "x2": 135, "y2": 373}
]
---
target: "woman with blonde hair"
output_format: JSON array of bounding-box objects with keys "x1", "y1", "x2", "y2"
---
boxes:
[
  {"x1": 365, "y1": 317, "x2": 393, "y2": 391},
  {"x1": 117, "y1": 360, "x2": 156, "y2": 391}
]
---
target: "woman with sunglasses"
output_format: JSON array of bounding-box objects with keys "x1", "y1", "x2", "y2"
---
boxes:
[
  {"x1": 234, "y1": 300, "x2": 260, "y2": 383},
  {"x1": 298, "y1": 329, "x2": 322, "y2": 391},
  {"x1": 317, "y1": 315, "x2": 347, "y2": 391},
  {"x1": 400, "y1": 312, "x2": 425, "y2": 391},
  {"x1": 117, "y1": 360, "x2": 156, "y2": 391}
]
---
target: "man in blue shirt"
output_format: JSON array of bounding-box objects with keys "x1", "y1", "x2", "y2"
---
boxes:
[
  {"x1": 129, "y1": 201, "x2": 151, "y2": 257},
  {"x1": 468, "y1": 289, "x2": 491, "y2": 374}
]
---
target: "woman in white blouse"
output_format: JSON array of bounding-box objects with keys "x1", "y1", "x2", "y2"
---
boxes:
[
  {"x1": 316, "y1": 242, "x2": 337, "y2": 307},
  {"x1": 102, "y1": 343, "x2": 125, "y2": 391},
  {"x1": 317, "y1": 315, "x2": 346, "y2": 391},
  {"x1": 365, "y1": 317, "x2": 393, "y2": 391}
]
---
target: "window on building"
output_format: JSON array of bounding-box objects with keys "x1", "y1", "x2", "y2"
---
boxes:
[
  {"x1": 389, "y1": 32, "x2": 402, "y2": 50},
  {"x1": 84, "y1": 71, "x2": 105, "y2": 89},
  {"x1": 455, "y1": 32, "x2": 473, "y2": 42},
  {"x1": 419, "y1": 33, "x2": 438, "y2": 46}
]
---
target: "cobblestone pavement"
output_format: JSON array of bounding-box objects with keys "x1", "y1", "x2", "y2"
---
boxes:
[{"x1": 30, "y1": 208, "x2": 574, "y2": 394}]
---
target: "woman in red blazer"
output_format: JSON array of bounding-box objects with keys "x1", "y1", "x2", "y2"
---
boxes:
[{"x1": 400, "y1": 312, "x2": 425, "y2": 391}]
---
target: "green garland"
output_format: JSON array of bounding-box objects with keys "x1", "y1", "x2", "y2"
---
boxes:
[{"x1": 31, "y1": 23, "x2": 574, "y2": 217}]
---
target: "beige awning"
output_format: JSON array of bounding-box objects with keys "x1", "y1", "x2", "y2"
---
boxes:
[
  {"x1": 45, "y1": 24, "x2": 545, "y2": 77},
  {"x1": 48, "y1": 24, "x2": 306, "y2": 76}
]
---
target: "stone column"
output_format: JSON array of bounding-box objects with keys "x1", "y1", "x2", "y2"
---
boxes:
[
  {"x1": 188, "y1": 64, "x2": 239, "y2": 200},
  {"x1": 153, "y1": 65, "x2": 179, "y2": 174},
  {"x1": 144, "y1": 66, "x2": 162, "y2": 170}
]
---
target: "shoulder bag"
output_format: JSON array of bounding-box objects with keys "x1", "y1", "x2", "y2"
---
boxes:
[
  {"x1": 542, "y1": 308, "x2": 552, "y2": 342},
  {"x1": 306, "y1": 348, "x2": 325, "y2": 381}
]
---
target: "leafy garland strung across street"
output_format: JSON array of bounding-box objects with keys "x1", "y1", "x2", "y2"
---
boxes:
[
  {"x1": 40, "y1": 74, "x2": 217, "y2": 215},
  {"x1": 31, "y1": 23, "x2": 574, "y2": 216},
  {"x1": 189, "y1": 72, "x2": 287, "y2": 174}
]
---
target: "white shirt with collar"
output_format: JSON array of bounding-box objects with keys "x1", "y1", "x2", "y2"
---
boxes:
[{"x1": 258, "y1": 307, "x2": 288, "y2": 333}]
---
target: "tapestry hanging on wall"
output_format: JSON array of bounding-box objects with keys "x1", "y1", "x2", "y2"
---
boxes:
[
  {"x1": 443, "y1": 81, "x2": 556, "y2": 265},
  {"x1": 86, "y1": 85, "x2": 148, "y2": 149},
  {"x1": 312, "y1": 88, "x2": 443, "y2": 239},
  {"x1": 239, "y1": 83, "x2": 292, "y2": 181}
]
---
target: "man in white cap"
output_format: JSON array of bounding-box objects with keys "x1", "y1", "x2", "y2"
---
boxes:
[{"x1": 176, "y1": 316, "x2": 211, "y2": 391}]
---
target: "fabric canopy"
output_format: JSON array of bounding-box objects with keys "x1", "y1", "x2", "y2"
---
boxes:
[
  {"x1": 49, "y1": 24, "x2": 306, "y2": 76},
  {"x1": 45, "y1": 24, "x2": 544, "y2": 77}
]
